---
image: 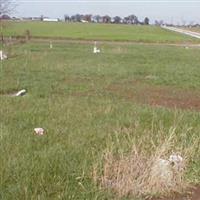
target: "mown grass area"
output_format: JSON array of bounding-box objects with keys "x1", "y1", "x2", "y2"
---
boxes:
[
  {"x1": 2, "y1": 21, "x2": 200, "y2": 43},
  {"x1": 0, "y1": 42, "x2": 200, "y2": 199}
]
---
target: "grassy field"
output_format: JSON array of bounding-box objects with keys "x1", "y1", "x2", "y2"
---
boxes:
[
  {"x1": 2, "y1": 21, "x2": 200, "y2": 43},
  {"x1": 0, "y1": 41, "x2": 200, "y2": 199}
]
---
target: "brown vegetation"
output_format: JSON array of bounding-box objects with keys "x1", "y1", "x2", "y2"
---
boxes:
[{"x1": 107, "y1": 81, "x2": 200, "y2": 111}]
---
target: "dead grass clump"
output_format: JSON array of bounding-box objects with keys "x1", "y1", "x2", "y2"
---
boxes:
[{"x1": 93, "y1": 131, "x2": 189, "y2": 199}]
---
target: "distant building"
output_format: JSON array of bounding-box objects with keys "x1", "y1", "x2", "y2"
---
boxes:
[
  {"x1": 111, "y1": 18, "x2": 115, "y2": 23},
  {"x1": 43, "y1": 18, "x2": 59, "y2": 22},
  {"x1": 22, "y1": 17, "x2": 32, "y2": 21},
  {"x1": 12, "y1": 17, "x2": 20, "y2": 21},
  {"x1": 81, "y1": 20, "x2": 88, "y2": 23},
  {"x1": 32, "y1": 17, "x2": 41, "y2": 21}
]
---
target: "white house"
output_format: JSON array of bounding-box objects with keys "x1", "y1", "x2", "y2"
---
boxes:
[{"x1": 43, "y1": 18, "x2": 59, "y2": 22}]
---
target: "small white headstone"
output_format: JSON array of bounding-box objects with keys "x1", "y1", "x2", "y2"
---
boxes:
[
  {"x1": 93, "y1": 41, "x2": 100, "y2": 53},
  {"x1": 15, "y1": 89, "x2": 26, "y2": 96},
  {"x1": 34, "y1": 128, "x2": 45, "y2": 136}
]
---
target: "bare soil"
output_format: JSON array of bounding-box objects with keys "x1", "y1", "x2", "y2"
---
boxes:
[
  {"x1": 107, "y1": 81, "x2": 200, "y2": 111},
  {"x1": 153, "y1": 186, "x2": 200, "y2": 200}
]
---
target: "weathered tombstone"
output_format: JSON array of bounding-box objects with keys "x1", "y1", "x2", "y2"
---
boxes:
[{"x1": 150, "y1": 154, "x2": 184, "y2": 187}]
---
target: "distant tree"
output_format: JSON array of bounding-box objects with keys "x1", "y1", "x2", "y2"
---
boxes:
[
  {"x1": 70, "y1": 14, "x2": 84, "y2": 22},
  {"x1": 113, "y1": 16, "x2": 121, "y2": 24},
  {"x1": 93, "y1": 15, "x2": 101, "y2": 23},
  {"x1": 40, "y1": 15, "x2": 44, "y2": 21},
  {"x1": 155, "y1": 20, "x2": 164, "y2": 26},
  {"x1": 189, "y1": 21, "x2": 194, "y2": 27},
  {"x1": 0, "y1": 14, "x2": 10, "y2": 19},
  {"x1": 64, "y1": 14, "x2": 70, "y2": 22},
  {"x1": 0, "y1": 0, "x2": 15, "y2": 16},
  {"x1": 123, "y1": 16, "x2": 129, "y2": 24},
  {"x1": 0, "y1": 0, "x2": 16, "y2": 44},
  {"x1": 70, "y1": 15, "x2": 76, "y2": 22},
  {"x1": 144, "y1": 17, "x2": 149, "y2": 25},
  {"x1": 103, "y1": 15, "x2": 111, "y2": 23},
  {"x1": 76, "y1": 14, "x2": 82, "y2": 22},
  {"x1": 83, "y1": 14, "x2": 92, "y2": 22},
  {"x1": 123, "y1": 15, "x2": 139, "y2": 24},
  {"x1": 128, "y1": 14, "x2": 139, "y2": 24}
]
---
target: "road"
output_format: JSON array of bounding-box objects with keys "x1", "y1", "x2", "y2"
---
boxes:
[{"x1": 162, "y1": 26, "x2": 200, "y2": 39}]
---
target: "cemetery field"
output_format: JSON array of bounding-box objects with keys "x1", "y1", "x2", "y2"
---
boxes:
[
  {"x1": 1, "y1": 41, "x2": 200, "y2": 200},
  {"x1": 3, "y1": 21, "x2": 200, "y2": 43}
]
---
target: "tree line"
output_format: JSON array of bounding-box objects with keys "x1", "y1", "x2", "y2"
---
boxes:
[{"x1": 64, "y1": 14, "x2": 150, "y2": 25}]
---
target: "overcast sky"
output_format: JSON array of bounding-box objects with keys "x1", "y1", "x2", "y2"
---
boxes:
[{"x1": 15, "y1": 0, "x2": 200, "y2": 24}]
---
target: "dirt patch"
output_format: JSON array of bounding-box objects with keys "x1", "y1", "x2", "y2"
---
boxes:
[
  {"x1": 152, "y1": 186, "x2": 200, "y2": 200},
  {"x1": 191, "y1": 186, "x2": 200, "y2": 200},
  {"x1": 107, "y1": 81, "x2": 200, "y2": 111}
]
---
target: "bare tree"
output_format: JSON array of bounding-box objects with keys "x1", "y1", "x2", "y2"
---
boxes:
[
  {"x1": 0, "y1": 0, "x2": 16, "y2": 44},
  {"x1": 102, "y1": 15, "x2": 111, "y2": 23},
  {"x1": 92, "y1": 15, "x2": 101, "y2": 23},
  {"x1": 113, "y1": 16, "x2": 121, "y2": 24},
  {"x1": 0, "y1": 0, "x2": 15, "y2": 16}
]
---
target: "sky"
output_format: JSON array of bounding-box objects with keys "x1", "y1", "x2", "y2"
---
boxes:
[{"x1": 15, "y1": 0, "x2": 200, "y2": 24}]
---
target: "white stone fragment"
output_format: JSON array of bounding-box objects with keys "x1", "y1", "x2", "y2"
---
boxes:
[
  {"x1": 93, "y1": 47, "x2": 100, "y2": 53},
  {"x1": 169, "y1": 154, "x2": 184, "y2": 170},
  {"x1": 15, "y1": 89, "x2": 26, "y2": 96},
  {"x1": 0, "y1": 50, "x2": 7, "y2": 60},
  {"x1": 34, "y1": 128, "x2": 45, "y2": 136}
]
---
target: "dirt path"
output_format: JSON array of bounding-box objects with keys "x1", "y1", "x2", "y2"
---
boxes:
[{"x1": 162, "y1": 26, "x2": 200, "y2": 39}]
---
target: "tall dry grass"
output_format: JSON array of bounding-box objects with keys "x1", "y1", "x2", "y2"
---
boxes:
[{"x1": 92, "y1": 126, "x2": 196, "y2": 199}]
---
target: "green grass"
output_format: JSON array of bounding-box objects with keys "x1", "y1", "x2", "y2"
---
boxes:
[
  {"x1": 2, "y1": 21, "x2": 200, "y2": 43},
  {"x1": 0, "y1": 42, "x2": 200, "y2": 199}
]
